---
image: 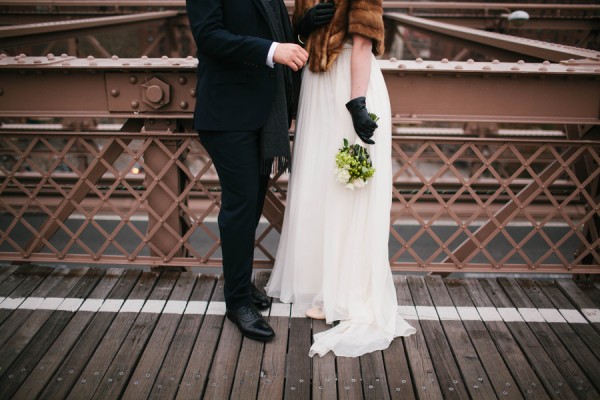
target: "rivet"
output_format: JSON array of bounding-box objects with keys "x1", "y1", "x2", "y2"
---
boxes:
[
  {"x1": 492, "y1": 59, "x2": 500, "y2": 64},
  {"x1": 441, "y1": 58, "x2": 448, "y2": 63},
  {"x1": 390, "y1": 57, "x2": 398, "y2": 62},
  {"x1": 543, "y1": 60, "x2": 550, "y2": 65},
  {"x1": 19, "y1": 53, "x2": 26, "y2": 57},
  {"x1": 142, "y1": 55, "x2": 148, "y2": 59},
  {"x1": 110, "y1": 89, "x2": 120, "y2": 97},
  {"x1": 180, "y1": 101, "x2": 188, "y2": 109},
  {"x1": 467, "y1": 59, "x2": 474, "y2": 64},
  {"x1": 162, "y1": 55, "x2": 169, "y2": 59},
  {"x1": 190, "y1": 88, "x2": 196, "y2": 97},
  {"x1": 111, "y1": 55, "x2": 119, "y2": 60},
  {"x1": 129, "y1": 76, "x2": 138, "y2": 84},
  {"x1": 131, "y1": 101, "x2": 139, "y2": 109},
  {"x1": 416, "y1": 58, "x2": 423, "y2": 63},
  {"x1": 517, "y1": 60, "x2": 525, "y2": 64},
  {"x1": 178, "y1": 76, "x2": 187, "y2": 85},
  {"x1": 187, "y1": 55, "x2": 194, "y2": 60},
  {"x1": 61, "y1": 53, "x2": 68, "y2": 58},
  {"x1": 398, "y1": 64, "x2": 407, "y2": 69}
]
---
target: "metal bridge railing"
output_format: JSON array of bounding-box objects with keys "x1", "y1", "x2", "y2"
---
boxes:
[{"x1": 1, "y1": 129, "x2": 598, "y2": 273}]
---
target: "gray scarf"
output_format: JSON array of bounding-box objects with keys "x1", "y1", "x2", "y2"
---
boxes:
[{"x1": 259, "y1": 0, "x2": 294, "y2": 174}]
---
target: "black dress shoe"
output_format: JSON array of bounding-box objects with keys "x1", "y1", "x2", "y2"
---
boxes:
[
  {"x1": 226, "y1": 304, "x2": 275, "y2": 342},
  {"x1": 250, "y1": 283, "x2": 271, "y2": 311}
]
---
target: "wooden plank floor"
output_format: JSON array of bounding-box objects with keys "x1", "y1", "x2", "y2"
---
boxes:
[{"x1": 0, "y1": 266, "x2": 599, "y2": 399}]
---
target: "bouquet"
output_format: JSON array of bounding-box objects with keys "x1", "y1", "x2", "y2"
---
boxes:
[{"x1": 334, "y1": 113, "x2": 378, "y2": 190}]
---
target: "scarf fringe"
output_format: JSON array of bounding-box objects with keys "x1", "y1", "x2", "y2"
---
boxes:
[{"x1": 261, "y1": 156, "x2": 291, "y2": 175}]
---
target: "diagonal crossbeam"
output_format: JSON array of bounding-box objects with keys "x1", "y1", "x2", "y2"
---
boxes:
[{"x1": 442, "y1": 146, "x2": 579, "y2": 268}]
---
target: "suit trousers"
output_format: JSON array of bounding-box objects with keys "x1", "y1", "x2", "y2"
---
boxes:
[{"x1": 199, "y1": 130, "x2": 270, "y2": 310}]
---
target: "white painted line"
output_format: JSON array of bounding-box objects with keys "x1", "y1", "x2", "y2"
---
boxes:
[
  {"x1": 0, "y1": 297, "x2": 5, "y2": 304},
  {"x1": 538, "y1": 308, "x2": 566, "y2": 323},
  {"x1": 398, "y1": 305, "x2": 418, "y2": 320},
  {"x1": 290, "y1": 304, "x2": 310, "y2": 318},
  {"x1": 476, "y1": 307, "x2": 503, "y2": 321},
  {"x1": 163, "y1": 300, "x2": 187, "y2": 314},
  {"x1": 456, "y1": 307, "x2": 481, "y2": 321},
  {"x1": 99, "y1": 299, "x2": 124, "y2": 312},
  {"x1": 559, "y1": 309, "x2": 588, "y2": 324},
  {"x1": 581, "y1": 309, "x2": 600, "y2": 323},
  {"x1": 57, "y1": 298, "x2": 84, "y2": 312},
  {"x1": 416, "y1": 306, "x2": 439, "y2": 320},
  {"x1": 0, "y1": 297, "x2": 25, "y2": 309},
  {"x1": 120, "y1": 299, "x2": 145, "y2": 313},
  {"x1": 206, "y1": 301, "x2": 226, "y2": 315},
  {"x1": 184, "y1": 300, "x2": 208, "y2": 315},
  {"x1": 498, "y1": 307, "x2": 524, "y2": 322},
  {"x1": 141, "y1": 300, "x2": 166, "y2": 313},
  {"x1": 79, "y1": 298, "x2": 104, "y2": 312},
  {"x1": 37, "y1": 297, "x2": 64, "y2": 311},
  {"x1": 269, "y1": 303, "x2": 291, "y2": 317},
  {"x1": 436, "y1": 306, "x2": 461, "y2": 321},
  {"x1": 0, "y1": 294, "x2": 595, "y2": 327},
  {"x1": 18, "y1": 297, "x2": 44, "y2": 310},
  {"x1": 518, "y1": 308, "x2": 545, "y2": 323}
]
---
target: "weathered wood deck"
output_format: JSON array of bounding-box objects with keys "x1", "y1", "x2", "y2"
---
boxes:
[{"x1": 0, "y1": 265, "x2": 598, "y2": 399}]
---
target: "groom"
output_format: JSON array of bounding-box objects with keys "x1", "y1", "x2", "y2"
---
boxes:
[{"x1": 186, "y1": 0, "x2": 308, "y2": 341}]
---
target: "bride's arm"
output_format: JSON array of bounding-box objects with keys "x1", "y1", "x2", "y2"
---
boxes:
[
  {"x1": 346, "y1": 33, "x2": 377, "y2": 144},
  {"x1": 350, "y1": 34, "x2": 372, "y2": 99}
]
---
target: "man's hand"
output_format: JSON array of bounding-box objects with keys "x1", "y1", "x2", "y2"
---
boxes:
[{"x1": 273, "y1": 43, "x2": 308, "y2": 71}]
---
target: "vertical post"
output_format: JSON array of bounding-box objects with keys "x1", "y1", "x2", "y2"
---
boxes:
[{"x1": 142, "y1": 119, "x2": 186, "y2": 270}]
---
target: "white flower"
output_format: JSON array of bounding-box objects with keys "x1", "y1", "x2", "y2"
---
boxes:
[
  {"x1": 335, "y1": 168, "x2": 351, "y2": 183},
  {"x1": 345, "y1": 183, "x2": 355, "y2": 190},
  {"x1": 353, "y1": 179, "x2": 366, "y2": 189}
]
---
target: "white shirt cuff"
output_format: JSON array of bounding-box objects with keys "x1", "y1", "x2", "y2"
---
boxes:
[{"x1": 266, "y1": 42, "x2": 279, "y2": 68}]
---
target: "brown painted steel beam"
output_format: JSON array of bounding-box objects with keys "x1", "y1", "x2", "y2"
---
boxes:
[
  {"x1": 2, "y1": 1, "x2": 600, "y2": 11},
  {"x1": 386, "y1": 13, "x2": 600, "y2": 62},
  {"x1": 0, "y1": 11, "x2": 179, "y2": 48},
  {"x1": 426, "y1": 17, "x2": 600, "y2": 31},
  {"x1": 1, "y1": 57, "x2": 597, "y2": 124}
]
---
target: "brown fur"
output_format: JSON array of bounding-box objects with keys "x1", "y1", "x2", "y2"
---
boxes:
[{"x1": 294, "y1": 0, "x2": 384, "y2": 72}]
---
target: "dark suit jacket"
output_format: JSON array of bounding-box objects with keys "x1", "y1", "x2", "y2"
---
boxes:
[{"x1": 186, "y1": 0, "x2": 295, "y2": 132}]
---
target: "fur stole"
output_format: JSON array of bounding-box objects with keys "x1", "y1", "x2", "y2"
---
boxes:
[{"x1": 293, "y1": 0, "x2": 384, "y2": 72}]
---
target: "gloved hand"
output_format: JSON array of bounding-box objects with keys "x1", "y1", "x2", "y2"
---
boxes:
[
  {"x1": 297, "y1": 2, "x2": 336, "y2": 38},
  {"x1": 345, "y1": 97, "x2": 377, "y2": 145}
]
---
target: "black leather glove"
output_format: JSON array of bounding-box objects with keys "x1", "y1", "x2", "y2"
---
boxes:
[
  {"x1": 345, "y1": 97, "x2": 377, "y2": 145},
  {"x1": 297, "y1": 2, "x2": 335, "y2": 38}
]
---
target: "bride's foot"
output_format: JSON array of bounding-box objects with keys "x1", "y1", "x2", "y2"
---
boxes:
[{"x1": 305, "y1": 307, "x2": 325, "y2": 320}]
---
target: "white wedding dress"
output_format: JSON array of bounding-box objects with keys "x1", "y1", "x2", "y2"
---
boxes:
[{"x1": 265, "y1": 43, "x2": 416, "y2": 357}]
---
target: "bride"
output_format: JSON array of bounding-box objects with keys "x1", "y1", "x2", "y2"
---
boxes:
[{"x1": 266, "y1": 0, "x2": 416, "y2": 357}]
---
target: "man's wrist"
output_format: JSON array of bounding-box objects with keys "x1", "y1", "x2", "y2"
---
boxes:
[{"x1": 266, "y1": 42, "x2": 279, "y2": 68}]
